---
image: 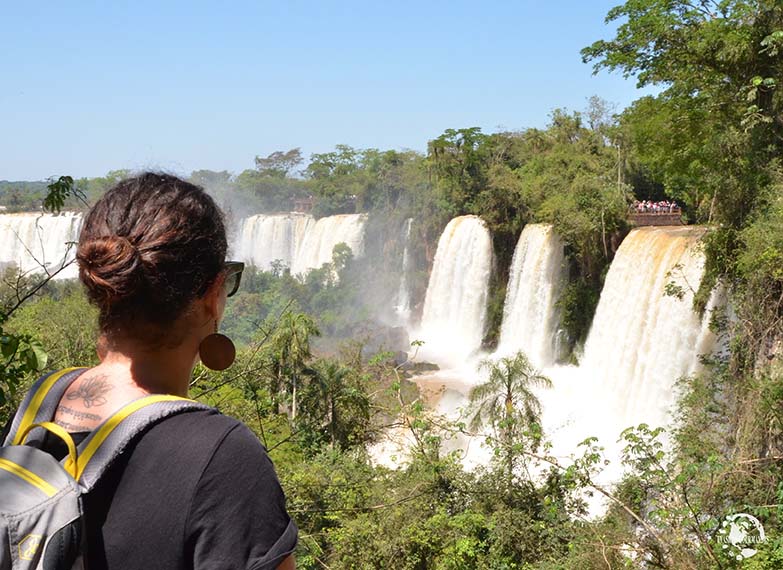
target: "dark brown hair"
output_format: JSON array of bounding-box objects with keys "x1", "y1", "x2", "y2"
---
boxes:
[{"x1": 77, "y1": 172, "x2": 227, "y2": 337}]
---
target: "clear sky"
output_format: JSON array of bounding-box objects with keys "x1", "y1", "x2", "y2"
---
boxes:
[{"x1": 1, "y1": 1, "x2": 653, "y2": 181}]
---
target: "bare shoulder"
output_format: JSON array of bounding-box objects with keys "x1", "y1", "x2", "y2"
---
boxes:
[
  {"x1": 54, "y1": 369, "x2": 145, "y2": 433},
  {"x1": 55, "y1": 371, "x2": 117, "y2": 432}
]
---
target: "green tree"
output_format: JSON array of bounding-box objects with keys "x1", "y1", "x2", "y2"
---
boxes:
[
  {"x1": 5, "y1": 286, "x2": 98, "y2": 371},
  {"x1": 426, "y1": 127, "x2": 490, "y2": 216},
  {"x1": 583, "y1": 0, "x2": 783, "y2": 229},
  {"x1": 255, "y1": 148, "x2": 303, "y2": 178},
  {"x1": 305, "y1": 145, "x2": 368, "y2": 215},
  {"x1": 234, "y1": 168, "x2": 308, "y2": 212},
  {"x1": 75, "y1": 170, "x2": 128, "y2": 205},
  {"x1": 298, "y1": 358, "x2": 371, "y2": 451},
  {"x1": 522, "y1": 108, "x2": 628, "y2": 277},
  {"x1": 266, "y1": 311, "x2": 320, "y2": 420},
  {"x1": 468, "y1": 351, "x2": 552, "y2": 486},
  {"x1": 189, "y1": 169, "x2": 232, "y2": 188}
]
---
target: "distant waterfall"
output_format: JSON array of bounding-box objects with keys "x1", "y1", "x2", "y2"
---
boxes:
[
  {"x1": 497, "y1": 224, "x2": 566, "y2": 367},
  {"x1": 290, "y1": 214, "x2": 367, "y2": 275},
  {"x1": 394, "y1": 218, "x2": 414, "y2": 322},
  {"x1": 237, "y1": 213, "x2": 313, "y2": 270},
  {"x1": 0, "y1": 212, "x2": 82, "y2": 279},
  {"x1": 578, "y1": 226, "x2": 709, "y2": 426},
  {"x1": 237, "y1": 213, "x2": 366, "y2": 275},
  {"x1": 419, "y1": 216, "x2": 493, "y2": 360}
]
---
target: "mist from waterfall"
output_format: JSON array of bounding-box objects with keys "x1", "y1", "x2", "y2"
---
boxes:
[
  {"x1": 0, "y1": 212, "x2": 83, "y2": 279},
  {"x1": 417, "y1": 215, "x2": 493, "y2": 364},
  {"x1": 496, "y1": 224, "x2": 566, "y2": 367},
  {"x1": 236, "y1": 213, "x2": 367, "y2": 275}
]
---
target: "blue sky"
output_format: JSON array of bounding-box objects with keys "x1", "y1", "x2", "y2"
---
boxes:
[{"x1": 1, "y1": 1, "x2": 653, "y2": 181}]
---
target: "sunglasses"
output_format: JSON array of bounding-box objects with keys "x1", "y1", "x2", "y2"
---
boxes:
[{"x1": 223, "y1": 261, "x2": 245, "y2": 298}]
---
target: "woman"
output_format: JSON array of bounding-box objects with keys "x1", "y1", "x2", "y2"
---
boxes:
[{"x1": 7, "y1": 173, "x2": 297, "y2": 569}]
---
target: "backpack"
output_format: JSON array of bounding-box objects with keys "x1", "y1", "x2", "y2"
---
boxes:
[{"x1": 0, "y1": 367, "x2": 210, "y2": 570}]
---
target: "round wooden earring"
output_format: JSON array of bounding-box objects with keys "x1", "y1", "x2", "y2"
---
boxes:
[{"x1": 199, "y1": 323, "x2": 236, "y2": 371}]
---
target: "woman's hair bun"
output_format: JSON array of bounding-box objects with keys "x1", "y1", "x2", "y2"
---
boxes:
[
  {"x1": 76, "y1": 172, "x2": 227, "y2": 335},
  {"x1": 77, "y1": 234, "x2": 143, "y2": 305}
]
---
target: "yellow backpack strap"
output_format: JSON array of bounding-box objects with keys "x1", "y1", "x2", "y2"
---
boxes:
[
  {"x1": 0, "y1": 457, "x2": 58, "y2": 497},
  {"x1": 7, "y1": 368, "x2": 87, "y2": 446},
  {"x1": 65, "y1": 395, "x2": 211, "y2": 488},
  {"x1": 19, "y1": 421, "x2": 79, "y2": 479}
]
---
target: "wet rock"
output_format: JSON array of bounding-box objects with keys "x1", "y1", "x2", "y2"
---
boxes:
[{"x1": 399, "y1": 360, "x2": 440, "y2": 373}]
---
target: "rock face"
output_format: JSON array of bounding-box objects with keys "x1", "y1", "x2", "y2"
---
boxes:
[
  {"x1": 398, "y1": 361, "x2": 440, "y2": 373},
  {"x1": 391, "y1": 351, "x2": 409, "y2": 367}
]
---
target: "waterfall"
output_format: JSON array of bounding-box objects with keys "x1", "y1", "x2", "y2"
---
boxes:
[
  {"x1": 237, "y1": 213, "x2": 313, "y2": 270},
  {"x1": 418, "y1": 215, "x2": 493, "y2": 361},
  {"x1": 497, "y1": 224, "x2": 566, "y2": 367},
  {"x1": 290, "y1": 214, "x2": 367, "y2": 275},
  {"x1": 236, "y1": 213, "x2": 367, "y2": 275},
  {"x1": 577, "y1": 226, "x2": 708, "y2": 425},
  {"x1": 521, "y1": 227, "x2": 718, "y2": 511},
  {"x1": 394, "y1": 218, "x2": 414, "y2": 322},
  {"x1": 0, "y1": 212, "x2": 83, "y2": 279},
  {"x1": 386, "y1": 224, "x2": 724, "y2": 492}
]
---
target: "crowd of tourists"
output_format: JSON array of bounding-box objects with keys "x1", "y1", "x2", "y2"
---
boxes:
[{"x1": 631, "y1": 199, "x2": 680, "y2": 214}]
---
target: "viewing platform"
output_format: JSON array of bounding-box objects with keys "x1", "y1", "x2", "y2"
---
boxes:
[
  {"x1": 629, "y1": 201, "x2": 683, "y2": 226},
  {"x1": 293, "y1": 196, "x2": 315, "y2": 213},
  {"x1": 629, "y1": 212, "x2": 684, "y2": 226}
]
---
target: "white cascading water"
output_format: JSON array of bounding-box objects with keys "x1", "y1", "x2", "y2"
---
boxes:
[
  {"x1": 290, "y1": 214, "x2": 367, "y2": 275},
  {"x1": 372, "y1": 215, "x2": 494, "y2": 468},
  {"x1": 0, "y1": 212, "x2": 83, "y2": 279},
  {"x1": 236, "y1": 213, "x2": 367, "y2": 275},
  {"x1": 496, "y1": 223, "x2": 566, "y2": 367},
  {"x1": 236, "y1": 213, "x2": 313, "y2": 270},
  {"x1": 532, "y1": 226, "x2": 718, "y2": 506},
  {"x1": 399, "y1": 225, "x2": 721, "y2": 486},
  {"x1": 576, "y1": 226, "x2": 709, "y2": 425},
  {"x1": 394, "y1": 218, "x2": 414, "y2": 323},
  {"x1": 418, "y1": 215, "x2": 493, "y2": 363}
]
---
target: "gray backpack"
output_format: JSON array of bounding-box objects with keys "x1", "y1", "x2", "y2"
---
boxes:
[{"x1": 0, "y1": 368, "x2": 209, "y2": 569}]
